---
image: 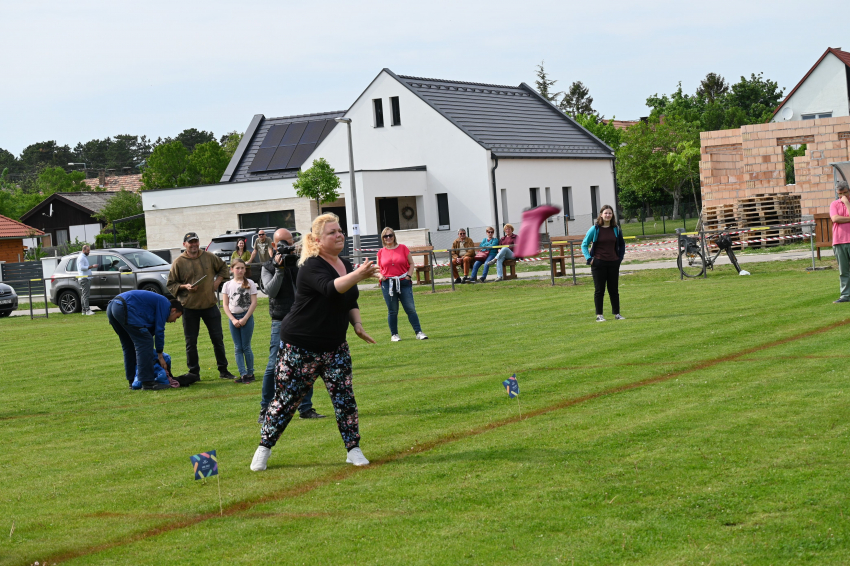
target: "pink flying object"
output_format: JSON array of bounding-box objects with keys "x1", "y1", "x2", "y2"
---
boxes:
[{"x1": 514, "y1": 205, "x2": 561, "y2": 258}]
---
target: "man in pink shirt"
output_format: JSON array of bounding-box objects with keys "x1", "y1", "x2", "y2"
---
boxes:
[{"x1": 830, "y1": 181, "x2": 850, "y2": 303}]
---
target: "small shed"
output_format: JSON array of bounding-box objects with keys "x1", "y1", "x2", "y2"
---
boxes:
[
  {"x1": 20, "y1": 192, "x2": 115, "y2": 248},
  {"x1": 0, "y1": 215, "x2": 45, "y2": 263}
]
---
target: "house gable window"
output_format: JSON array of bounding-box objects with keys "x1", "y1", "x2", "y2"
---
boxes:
[
  {"x1": 373, "y1": 99, "x2": 385, "y2": 128},
  {"x1": 436, "y1": 193, "x2": 450, "y2": 230},
  {"x1": 391, "y1": 96, "x2": 401, "y2": 126},
  {"x1": 529, "y1": 187, "x2": 539, "y2": 208}
]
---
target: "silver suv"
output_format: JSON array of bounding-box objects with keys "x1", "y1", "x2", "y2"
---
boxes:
[{"x1": 49, "y1": 248, "x2": 174, "y2": 314}]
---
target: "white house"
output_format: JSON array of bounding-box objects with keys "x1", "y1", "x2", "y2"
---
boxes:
[
  {"x1": 773, "y1": 47, "x2": 850, "y2": 122},
  {"x1": 143, "y1": 69, "x2": 616, "y2": 250}
]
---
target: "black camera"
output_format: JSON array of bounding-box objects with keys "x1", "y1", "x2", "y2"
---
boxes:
[{"x1": 274, "y1": 241, "x2": 298, "y2": 267}]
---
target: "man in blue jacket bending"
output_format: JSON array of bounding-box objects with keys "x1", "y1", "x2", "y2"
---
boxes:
[{"x1": 107, "y1": 290, "x2": 184, "y2": 390}]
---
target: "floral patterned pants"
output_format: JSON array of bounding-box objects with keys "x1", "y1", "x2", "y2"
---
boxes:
[{"x1": 260, "y1": 342, "x2": 360, "y2": 450}]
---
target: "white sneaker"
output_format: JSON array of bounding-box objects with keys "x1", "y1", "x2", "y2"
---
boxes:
[
  {"x1": 250, "y1": 446, "x2": 271, "y2": 471},
  {"x1": 614, "y1": 314, "x2": 625, "y2": 320},
  {"x1": 86, "y1": 310, "x2": 96, "y2": 316},
  {"x1": 487, "y1": 258, "x2": 497, "y2": 266},
  {"x1": 391, "y1": 334, "x2": 401, "y2": 342},
  {"x1": 596, "y1": 315, "x2": 606, "y2": 322},
  {"x1": 416, "y1": 332, "x2": 428, "y2": 340},
  {"x1": 346, "y1": 447, "x2": 370, "y2": 466}
]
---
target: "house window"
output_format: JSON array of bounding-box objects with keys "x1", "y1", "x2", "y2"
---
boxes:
[
  {"x1": 373, "y1": 99, "x2": 385, "y2": 128},
  {"x1": 500, "y1": 189, "x2": 508, "y2": 224},
  {"x1": 436, "y1": 193, "x2": 450, "y2": 230},
  {"x1": 239, "y1": 210, "x2": 296, "y2": 231},
  {"x1": 802, "y1": 112, "x2": 832, "y2": 120},
  {"x1": 391, "y1": 96, "x2": 401, "y2": 126},
  {"x1": 529, "y1": 187, "x2": 539, "y2": 208},
  {"x1": 562, "y1": 187, "x2": 573, "y2": 220},
  {"x1": 590, "y1": 186, "x2": 599, "y2": 219}
]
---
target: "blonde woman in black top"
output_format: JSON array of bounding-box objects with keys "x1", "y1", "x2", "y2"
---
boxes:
[{"x1": 251, "y1": 213, "x2": 377, "y2": 471}]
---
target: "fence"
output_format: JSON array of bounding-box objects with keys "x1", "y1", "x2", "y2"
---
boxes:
[
  {"x1": 1, "y1": 261, "x2": 44, "y2": 294},
  {"x1": 619, "y1": 203, "x2": 701, "y2": 236}
]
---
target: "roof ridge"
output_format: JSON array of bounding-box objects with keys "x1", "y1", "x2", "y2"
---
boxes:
[
  {"x1": 265, "y1": 110, "x2": 347, "y2": 121},
  {"x1": 398, "y1": 74, "x2": 520, "y2": 90}
]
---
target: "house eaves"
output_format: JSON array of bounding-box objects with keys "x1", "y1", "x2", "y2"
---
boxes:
[{"x1": 773, "y1": 47, "x2": 850, "y2": 117}]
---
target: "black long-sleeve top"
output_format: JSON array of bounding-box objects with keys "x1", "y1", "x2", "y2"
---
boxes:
[{"x1": 280, "y1": 256, "x2": 359, "y2": 352}]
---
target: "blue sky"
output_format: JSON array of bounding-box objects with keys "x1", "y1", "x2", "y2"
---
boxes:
[{"x1": 1, "y1": 0, "x2": 848, "y2": 156}]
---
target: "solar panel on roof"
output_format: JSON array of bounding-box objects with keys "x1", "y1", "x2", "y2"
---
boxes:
[
  {"x1": 316, "y1": 120, "x2": 337, "y2": 145},
  {"x1": 265, "y1": 145, "x2": 297, "y2": 171},
  {"x1": 260, "y1": 124, "x2": 289, "y2": 148},
  {"x1": 285, "y1": 143, "x2": 317, "y2": 170},
  {"x1": 248, "y1": 148, "x2": 277, "y2": 172},
  {"x1": 279, "y1": 121, "x2": 308, "y2": 146},
  {"x1": 299, "y1": 121, "x2": 326, "y2": 145}
]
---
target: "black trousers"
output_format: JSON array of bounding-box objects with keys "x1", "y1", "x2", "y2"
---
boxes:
[
  {"x1": 590, "y1": 259, "x2": 621, "y2": 315},
  {"x1": 182, "y1": 305, "x2": 229, "y2": 376}
]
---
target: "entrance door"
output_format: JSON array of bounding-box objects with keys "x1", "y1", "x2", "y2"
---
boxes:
[
  {"x1": 377, "y1": 198, "x2": 400, "y2": 231},
  {"x1": 321, "y1": 206, "x2": 348, "y2": 235}
]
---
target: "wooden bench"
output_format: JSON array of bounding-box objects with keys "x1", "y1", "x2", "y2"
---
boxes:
[
  {"x1": 814, "y1": 213, "x2": 832, "y2": 259},
  {"x1": 409, "y1": 245, "x2": 434, "y2": 285},
  {"x1": 502, "y1": 258, "x2": 517, "y2": 280},
  {"x1": 549, "y1": 236, "x2": 584, "y2": 277}
]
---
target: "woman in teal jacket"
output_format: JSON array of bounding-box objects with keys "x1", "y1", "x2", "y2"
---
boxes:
[
  {"x1": 581, "y1": 205, "x2": 626, "y2": 322},
  {"x1": 470, "y1": 227, "x2": 499, "y2": 283}
]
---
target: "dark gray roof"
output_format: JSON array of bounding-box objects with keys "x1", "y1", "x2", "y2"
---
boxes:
[
  {"x1": 390, "y1": 70, "x2": 614, "y2": 159},
  {"x1": 224, "y1": 111, "x2": 345, "y2": 183},
  {"x1": 59, "y1": 192, "x2": 116, "y2": 213}
]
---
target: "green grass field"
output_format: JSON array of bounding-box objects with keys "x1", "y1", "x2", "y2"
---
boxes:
[{"x1": 2, "y1": 258, "x2": 849, "y2": 565}]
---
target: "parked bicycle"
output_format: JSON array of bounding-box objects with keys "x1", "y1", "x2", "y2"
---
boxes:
[{"x1": 677, "y1": 230, "x2": 742, "y2": 278}]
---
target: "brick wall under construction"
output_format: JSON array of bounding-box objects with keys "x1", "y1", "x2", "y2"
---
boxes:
[{"x1": 700, "y1": 116, "x2": 850, "y2": 216}]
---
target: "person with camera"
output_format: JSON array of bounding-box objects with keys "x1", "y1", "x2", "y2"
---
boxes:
[
  {"x1": 258, "y1": 228, "x2": 326, "y2": 423},
  {"x1": 166, "y1": 231, "x2": 234, "y2": 381},
  {"x1": 251, "y1": 213, "x2": 377, "y2": 471}
]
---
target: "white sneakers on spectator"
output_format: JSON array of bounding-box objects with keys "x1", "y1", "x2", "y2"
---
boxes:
[
  {"x1": 391, "y1": 334, "x2": 401, "y2": 342},
  {"x1": 596, "y1": 315, "x2": 606, "y2": 322},
  {"x1": 614, "y1": 314, "x2": 626, "y2": 320},
  {"x1": 416, "y1": 332, "x2": 428, "y2": 340},
  {"x1": 487, "y1": 258, "x2": 497, "y2": 266},
  {"x1": 83, "y1": 310, "x2": 95, "y2": 316},
  {"x1": 346, "y1": 447, "x2": 370, "y2": 466},
  {"x1": 250, "y1": 446, "x2": 271, "y2": 471}
]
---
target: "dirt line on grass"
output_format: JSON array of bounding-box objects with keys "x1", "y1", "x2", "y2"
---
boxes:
[{"x1": 39, "y1": 317, "x2": 850, "y2": 564}]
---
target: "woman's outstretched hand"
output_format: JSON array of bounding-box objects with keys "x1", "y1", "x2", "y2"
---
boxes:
[
  {"x1": 355, "y1": 259, "x2": 378, "y2": 281},
  {"x1": 354, "y1": 325, "x2": 376, "y2": 344}
]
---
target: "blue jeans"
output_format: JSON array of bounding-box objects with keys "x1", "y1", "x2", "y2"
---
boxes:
[
  {"x1": 495, "y1": 247, "x2": 515, "y2": 278},
  {"x1": 262, "y1": 320, "x2": 313, "y2": 413},
  {"x1": 381, "y1": 278, "x2": 422, "y2": 335},
  {"x1": 228, "y1": 311, "x2": 255, "y2": 376},
  {"x1": 107, "y1": 299, "x2": 156, "y2": 384},
  {"x1": 470, "y1": 252, "x2": 496, "y2": 280}
]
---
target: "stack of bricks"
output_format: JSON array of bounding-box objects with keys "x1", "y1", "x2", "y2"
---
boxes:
[{"x1": 700, "y1": 116, "x2": 850, "y2": 216}]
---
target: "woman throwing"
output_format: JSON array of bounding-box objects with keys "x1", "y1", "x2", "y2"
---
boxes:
[
  {"x1": 581, "y1": 205, "x2": 626, "y2": 322},
  {"x1": 222, "y1": 258, "x2": 258, "y2": 384},
  {"x1": 251, "y1": 214, "x2": 377, "y2": 471},
  {"x1": 376, "y1": 227, "x2": 428, "y2": 342}
]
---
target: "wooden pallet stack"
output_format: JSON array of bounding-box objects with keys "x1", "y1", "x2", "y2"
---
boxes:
[
  {"x1": 736, "y1": 193, "x2": 802, "y2": 248},
  {"x1": 702, "y1": 203, "x2": 738, "y2": 231}
]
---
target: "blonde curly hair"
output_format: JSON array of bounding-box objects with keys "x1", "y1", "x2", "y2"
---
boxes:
[{"x1": 298, "y1": 213, "x2": 341, "y2": 266}]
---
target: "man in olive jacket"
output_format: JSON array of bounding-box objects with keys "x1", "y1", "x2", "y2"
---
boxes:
[
  {"x1": 166, "y1": 232, "x2": 234, "y2": 380},
  {"x1": 450, "y1": 228, "x2": 476, "y2": 284}
]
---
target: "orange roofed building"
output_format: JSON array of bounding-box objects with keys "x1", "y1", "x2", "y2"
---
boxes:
[{"x1": 0, "y1": 215, "x2": 45, "y2": 263}]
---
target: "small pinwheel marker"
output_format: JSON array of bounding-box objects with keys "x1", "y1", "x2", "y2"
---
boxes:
[{"x1": 190, "y1": 450, "x2": 222, "y2": 515}]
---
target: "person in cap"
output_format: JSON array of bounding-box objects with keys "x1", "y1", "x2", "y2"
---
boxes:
[
  {"x1": 166, "y1": 232, "x2": 234, "y2": 380},
  {"x1": 107, "y1": 290, "x2": 183, "y2": 390},
  {"x1": 830, "y1": 181, "x2": 850, "y2": 303}
]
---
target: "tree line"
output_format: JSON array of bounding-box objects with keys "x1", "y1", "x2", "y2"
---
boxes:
[{"x1": 534, "y1": 63, "x2": 786, "y2": 218}]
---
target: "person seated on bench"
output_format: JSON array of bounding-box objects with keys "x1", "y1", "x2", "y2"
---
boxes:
[
  {"x1": 489, "y1": 224, "x2": 517, "y2": 282},
  {"x1": 470, "y1": 227, "x2": 499, "y2": 283},
  {"x1": 451, "y1": 229, "x2": 475, "y2": 284}
]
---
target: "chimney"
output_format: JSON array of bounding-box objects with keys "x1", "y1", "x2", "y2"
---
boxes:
[{"x1": 98, "y1": 170, "x2": 106, "y2": 187}]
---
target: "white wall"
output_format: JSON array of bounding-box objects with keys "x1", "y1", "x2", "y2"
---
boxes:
[
  {"x1": 69, "y1": 223, "x2": 101, "y2": 244},
  {"x1": 309, "y1": 70, "x2": 493, "y2": 235},
  {"x1": 773, "y1": 52, "x2": 850, "y2": 122},
  {"x1": 496, "y1": 158, "x2": 615, "y2": 230}
]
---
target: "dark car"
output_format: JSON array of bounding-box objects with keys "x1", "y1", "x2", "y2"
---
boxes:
[
  {"x1": 49, "y1": 248, "x2": 174, "y2": 314},
  {"x1": 206, "y1": 227, "x2": 301, "y2": 286},
  {"x1": 0, "y1": 283, "x2": 18, "y2": 317}
]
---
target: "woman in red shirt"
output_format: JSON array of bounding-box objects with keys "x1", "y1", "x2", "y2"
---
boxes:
[{"x1": 376, "y1": 227, "x2": 428, "y2": 342}]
